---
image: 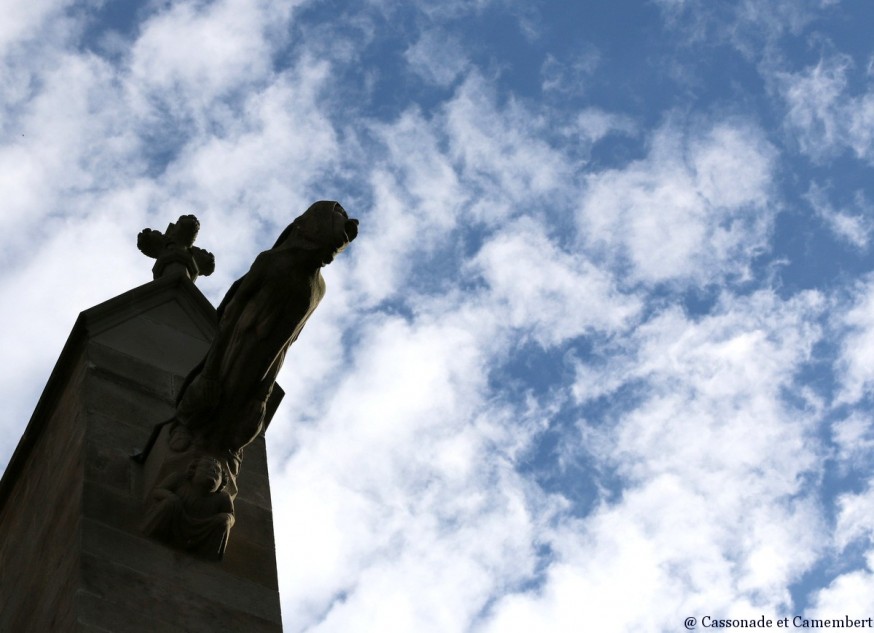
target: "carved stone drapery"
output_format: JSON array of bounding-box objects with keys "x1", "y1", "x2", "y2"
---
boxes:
[
  {"x1": 141, "y1": 201, "x2": 358, "y2": 559},
  {"x1": 142, "y1": 457, "x2": 235, "y2": 560}
]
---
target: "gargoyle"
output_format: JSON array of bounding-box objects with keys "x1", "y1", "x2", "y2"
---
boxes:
[{"x1": 177, "y1": 201, "x2": 359, "y2": 455}]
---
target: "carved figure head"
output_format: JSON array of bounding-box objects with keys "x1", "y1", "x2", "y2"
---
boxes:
[
  {"x1": 276, "y1": 201, "x2": 359, "y2": 265},
  {"x1": 188, "y1": 456, "x2": 227, "y2": 493}
]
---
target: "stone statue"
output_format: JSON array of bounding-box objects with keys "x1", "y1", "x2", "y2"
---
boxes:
[
  {"x1": 140, "y1": 201, "x2": 358, "y2": 558},
  {"x1": 177, "y1": 200, "x2": 358, "y2": 455},
  {"x1": 137, "y1": 214, "x2": 216, "y2": 281},
  {"x1": 142, "y1": 457, "x2": 235, "y2": 560}
]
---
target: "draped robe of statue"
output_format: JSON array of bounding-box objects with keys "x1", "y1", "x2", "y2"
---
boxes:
[
  {"x1": 176, "y1": 201, "x2": 359, "y2": 456},
  {"x1": 142, "y1": 457, "x2": 235, "y2": 560}
]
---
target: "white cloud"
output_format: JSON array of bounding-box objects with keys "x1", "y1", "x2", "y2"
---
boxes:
[
  {"x1": 653, "y1": 0, "x2": 835, "y2": 55},
  {"x1": 486, "y1": 290, "x2": 827, "y2": 630},
  {"x1": 778, "y1": 53, "x2": 874, "y2": 164},
  {"x1": 805, "y1": 552, "x2": 874, "y2": 617},
  {"x1": 578, "y1": 120, "x2": 777, "y2": 285},
  {"x1": 0, "y1": 51, "x2": 142, "y2": 239},
  {"x1": 265, "y1": 183, "x2": 644, "y2": 627},
  {"x1": 271, "y1": 307, "x2": 550, "y2": 632},
  {"x1": 267, "y1": 200, "x2": 643, "y2": 631},
  {"x1": 470, "y1": 217, "x2": 641, "y2": 346},
  {"x1": 834, "y1": 276, "x2": 874, "y2": 404},
  {"x1": 575, "y1": 108, "x2": 636, "y2": 145},
  {"x1": 394, "y1": 0, "x2": 499, "y2": 22},
  {"x1": 346, "y1": 108, "x2": 464, "y2": 306},
  {"x1": 128, "y1": 0, "x2": 285, "y2": 110},
  {"x1": 444, "y1": 75, "x2": 575, "y2": 223},
  {"x1": 405, "y1": 30, "x2": 469, "y2": 87},
  {"x1": 160, "y1": 59, "x2": 339, "y2": 221},
  {"x1": 478, "y1": 479, "x2": 726, "y2": 633},
  {"x1": 733, "y1": 0, "x2": 834, "y2": 40},
  {"x1": 832, "y1": 412, "x2": 874, "y2": 473},
  {"x1": 0, "y1": 0, "x2": 73, "y2": 59},
  {"x1": 346, "y1": 72, "x2": 581, "y2": 307},
  {"x1": 817, "y1": 207, "x2": 871, "y2": 248},
  {"x1": 805, "y1": 184, "x2": 872, "y2": 249},
  {"x1": 834, "y1": 481, "x2": 874, "y2": 551},
  {"x1": 541, "y1": 46, "x2": 600, "y2": 96}
]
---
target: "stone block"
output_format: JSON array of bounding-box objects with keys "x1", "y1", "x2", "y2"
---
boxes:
[
  {"x1": 82, "y1": 518, "x2": 282, "y2": 623},
  {"x1": 221, "y1": 532, "x2": 280, "y2": 590},
  {"x1": 87, "y1": 341, "x2": 181, "y2": 402},
  {"x1": 83, "y1": 481, "x2": 141, "y2": 533},
  {"x1": 240, "y1": 435, "x2": 269, "y2": 476},
  {"x1": 83, "y1": 371, "x2": 175, "y2": 430},
  {"x1": 92, "y1": 306, "x2": 211, "y2": 377},
  {"x1": 237, "y1": 468, "x2": 272, "y2": 510}
]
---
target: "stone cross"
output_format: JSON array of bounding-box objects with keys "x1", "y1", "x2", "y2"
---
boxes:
[{"x1": 137, "y1": 214, "x2": 215, "y2": 282}]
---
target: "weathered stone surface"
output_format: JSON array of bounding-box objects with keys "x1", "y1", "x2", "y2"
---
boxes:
[
  {"x1": 137, "y1": 214, "x2": 215, "y2": 282},
  {"x1": 236, "y1": 468, "x2": 272, "y2": 510},
  {"x1": 81, "y1": 518, "x2": 281, "y2": 617},
  {"x1": 0, "y1": 352, "x2": 87, "y2": 632},
  {"x1": 87, "y1": 340, "x2": 183, "y2": 401},
  {"x1": 93, "y1": 312, "x2": 211, "y2": 382},
  {"x1": 222, "y1": 532, "x2": 281, "y2": 590},
  {"x1": 0, "y1": 271, "x2": 283, "y2": 631},
  {"x1": 239, "y1": 434, "x2": 271, "y2": 478}
]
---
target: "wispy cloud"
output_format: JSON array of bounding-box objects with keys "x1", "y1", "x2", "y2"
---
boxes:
[
  {"x1": 778, "y1": 53, "x2": 874, "y2": 164},
  {"x1": 405, "y1": 30, "x2": 469, "y2": 87},
  {"x1": 805, "y1": 183, "x2": 872, "y2": 250},
  {"x1": 833, "y1": 275, "x2": 874, "y2": 404},
  {"x1": 578, "y1": 120, "x2": 777, "y2": 285},
  {"x1": 513, "y1": 290, "x2": 829, "y2": 629}
]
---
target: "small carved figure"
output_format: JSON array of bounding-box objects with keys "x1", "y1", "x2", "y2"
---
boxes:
[
  {"x1": 137, "y1": 214, "x2": 216, "y2": 281},
  {"x1": 176, "y1": 201, "x2": 359, "y2": 454},
  {"x1": 143, "y1": 457, "x2": 235, "y2": 560}
]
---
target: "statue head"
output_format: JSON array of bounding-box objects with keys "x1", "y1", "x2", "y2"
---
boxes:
[
  {"x1": 275, "y1": 201, "x2": 359, "y2": 265},
  {"x1": 188, "y1": 456, "x2": 226, "y2": 493}
]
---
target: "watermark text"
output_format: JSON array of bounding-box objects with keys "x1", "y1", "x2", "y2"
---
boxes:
[{"x1": 683, "y1": 616, "x2": 874, "y2": 630}]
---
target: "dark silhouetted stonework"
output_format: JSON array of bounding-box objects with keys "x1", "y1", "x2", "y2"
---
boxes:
[
  {"x1": 137, "y1": 214, "x2": 216, "y2": 281},
  {"x1": 137, "y1": 202, "x2": 356, "y2": 562},
  {"x1": 0, "y1": 272, "x2": 283, "y2": 632},
  {"x1": 175, "y1": 201, "x2": 358, "y2": 455}
]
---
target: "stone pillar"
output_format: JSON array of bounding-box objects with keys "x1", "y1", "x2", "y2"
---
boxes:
[{"x1": 0, "y1": 272, "x2": 283, "y2": 632}]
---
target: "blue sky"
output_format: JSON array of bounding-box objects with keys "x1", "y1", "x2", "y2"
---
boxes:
[{"x1": 2, "y1": 0, "x2": 874, "y2": 630}]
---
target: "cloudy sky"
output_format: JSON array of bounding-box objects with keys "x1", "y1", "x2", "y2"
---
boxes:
[{"x1": 3, "y1": 0, "x2": 874, "y2": 630}]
